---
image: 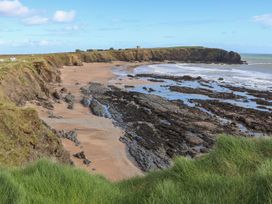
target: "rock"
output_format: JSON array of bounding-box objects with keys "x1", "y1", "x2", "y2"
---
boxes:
[
  {"x1": 67, "y1": 102, "x2": 74, "y2": 110},
  {"x1": 90, "y1": 99, "x2": 111, "y2": 118},
  {"x1": 200, "y1": 147, "x2": 209, "y2": 153},
  {"x1": 124, "y1": 85, "x2": 135, "y2": 89},
  {"x1": 60, "y1": 87, "x2": 68, "y2": 93},
  {"x1": 218, "y1": 77, "x2": 224, "y2": 81},
  {"x1": 43, "y1": 101, "x2": 54, "y2": 110},
  {"x1": 73, "y1": 151, "x2": 92, "y2": 166},
  {"x1": 64, "y1": 93, "x2": 75, "y2": 104},
  {"x1": 81, "y1": 83, "x2": 227, "y2": 171},
  {"x1": 52, "y1": 90, "x2": 62, "y2": 100},
  {"x1": 181, "y1": 75, "x2": 194, "y2": 81},
  {"x1": 127, "y1": 74, "x2": 134, "y2": 78},
  {"x1": 58, "y1": 130, "x2": 80, "y2": 146},
  {"x1": 185, "y1": 134, "x2": 204, "y2": 145},
  {"x1": 73, "y1": 151, "x2": 86, "y2": 159},
  {"x1": 194, "y1": 99, "x2": 272, "y2": 135},
  {"x1": 48, "y1": 111, "x2": 63, "y2": 119},
  {"x1": 83, "y1": 159, "x2": 92, "y2": 165},
  {"x1": 81, "y1": 96, "x2": 92, "y2": 107},
  {"x1": 148, "y1": 79, "x2": 165, "y2": 83},
  {"x1": 81, "y1": 80, "x2": 271, "y2": 172},
  {"x1": 169, "y1": 86, "x2": 244, "y2": 100},
  {"x1": 81, "y1": 82, "x2": 110, "y2": 95}
]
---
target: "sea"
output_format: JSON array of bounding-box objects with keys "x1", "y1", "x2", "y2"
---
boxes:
[{"x1": 132, "y1": 54, "x2": 272, "y2": 91}]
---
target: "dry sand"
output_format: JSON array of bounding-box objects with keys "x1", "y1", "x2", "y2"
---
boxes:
[{"x1": 29, "y1": 61, "x2": 155, "y2": 181}]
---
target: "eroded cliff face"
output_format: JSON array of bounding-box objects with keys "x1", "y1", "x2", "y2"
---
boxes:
[
  {"x1": 0, "y1": 59, "x2": 73, "y2": 166},
  {"x1": 0, "y1": 47, "x2": 242, "y2": 167}
]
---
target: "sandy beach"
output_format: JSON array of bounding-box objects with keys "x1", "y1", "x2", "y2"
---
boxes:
[{"x1": 29, "y1": 61, "x2": 153, "y2": 181}]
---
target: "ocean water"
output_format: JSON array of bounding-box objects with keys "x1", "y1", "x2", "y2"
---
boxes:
[{"x1": 133, "y1": 54, "x2": 272, "y2": 91}]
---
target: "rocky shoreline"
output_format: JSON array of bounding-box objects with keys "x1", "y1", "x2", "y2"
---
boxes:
[{"x1": 79, "y1": 73, "x2": 272, "y2": 171}]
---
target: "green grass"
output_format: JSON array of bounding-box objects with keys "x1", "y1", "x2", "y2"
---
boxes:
[{"x1": 1, "y1": 135, "x2": 272, "y2": 204}]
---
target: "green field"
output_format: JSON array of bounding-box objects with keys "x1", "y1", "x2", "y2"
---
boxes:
[{"x1": 1, "y1": 135, "x2": 272, "y2": 204}]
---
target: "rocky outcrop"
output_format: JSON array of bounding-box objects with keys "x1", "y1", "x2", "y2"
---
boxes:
[
  {"x1": 73, "y1": 151, "x2": 92, "y2": 166},
  {"x1": 57, "y1": 130, "x2": 80, "y2": 146},
  {"x1": 194, "y1": 100, "x2": 272, "y2": 135},
  {"x1": 81, "y1": 77, "x2": 272, "y2": 171},
  {"x1": 81, "y1": 83, "x2": 243, "y2": 171}
]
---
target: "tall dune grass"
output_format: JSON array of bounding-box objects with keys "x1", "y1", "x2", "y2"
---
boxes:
[{"x1": 1, "y1": 135, "x2": 272, "y2": 204}]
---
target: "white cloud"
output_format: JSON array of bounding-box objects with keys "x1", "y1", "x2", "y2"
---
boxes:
[
  {"x1": 0, "y1": 1, "x2": 77, "y2": 26},
  {"x1": 23, "y1": 16, "x2": 49, "y2": 25},
  {"x1": 253, "y1": 14, "x2": 272, "y2": 26},
  {"x1": 0, "y1": 0, "x2": 29, "y2": 17},
  {"x1": 53, "y1": 10, "x2": 76, "y2": 23}
]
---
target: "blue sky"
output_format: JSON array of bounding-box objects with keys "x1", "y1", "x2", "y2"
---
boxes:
[{"x1": 0, "y1": 0, "x2": 272, "y2": 54}]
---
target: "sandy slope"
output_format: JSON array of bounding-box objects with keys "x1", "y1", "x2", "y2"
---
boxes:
[{"x1": 31, "y1": 62, "x2": 153, "y2": 181}]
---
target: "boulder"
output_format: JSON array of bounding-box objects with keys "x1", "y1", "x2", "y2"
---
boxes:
[
  {"x1": 58, "y1": 130, "x2": 80, "y2": 146},
  {"x1": 52, "y1": 90, "x2": 62, "y2": 100},
  {"x1": 81, "y1": 96, "x2": 92, "y2": 107},
  {"x1": 90, "y1": 99, "x2": 111, "y2": 118},
  {"x1": 64, "y1": 93, "x2": 75, "y2": 104}
]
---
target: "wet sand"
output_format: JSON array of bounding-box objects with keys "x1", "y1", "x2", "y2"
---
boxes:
[{"x1": 30, "y1": 62, "x2": 152, "y2": 181}]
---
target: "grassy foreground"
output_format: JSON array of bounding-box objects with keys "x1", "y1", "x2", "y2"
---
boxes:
[{"x1": 1, "y1": 135, "x2": 272, "y2": 204}]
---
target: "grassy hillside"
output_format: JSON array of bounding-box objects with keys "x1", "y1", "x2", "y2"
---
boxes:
[
  {"x1": 0, "y1": 136, "x2": 271, "y2": 204},
  {"x1": 0, "y1": 57, "x2": 73, "y2": 167},
  {"x1": 77, "y1": 47, "x2": 242, "y2": 64},
  {"x1": 1, "y1": 47, "x2": 242, "y2": 64}
]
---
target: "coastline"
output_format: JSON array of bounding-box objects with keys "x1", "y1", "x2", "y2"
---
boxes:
[
  {"x1": 27, "y1": 61, "x2": 152, "y2": 181},
  {"x1": 24, "y1": 59, "x2": 272, "y2": 179}
]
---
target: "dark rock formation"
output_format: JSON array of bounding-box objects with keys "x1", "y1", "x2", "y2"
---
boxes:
[
  {"x1": 81, "y1": 83, "x2": 243, "y2": 171},
  {"x1": 81, "y1": 96, "x2": 92, "y2": 107},
  {"x1": 169, "y1": 86, "x2": 245, "y2": 100},
  {"x1": 89, "y1": 99, "x2": 111, "y2": 119},
  {"x1": 52, "y1": 90, "x2": 62, "y2": 100},
  {"x1": 64, "y1": 93, "x2": 75, "y2": 104},
  {"x1": 194, "y1": 100, "x2": 272, "y2": 135},
  {"x1": 48, "y1": 111, "x2": 63, "y2": 119},
  {"x1": 64, "y1": 93, "x2": 75, "y2": 110},
  {"x1": 57, "y1": 130, "x2": 80, "y2": 146},
  {"x1": 73, "y1": 151, "x2": 91, "y2": 166}
]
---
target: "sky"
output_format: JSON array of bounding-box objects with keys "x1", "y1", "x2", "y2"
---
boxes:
[{"x1": 0, "y1": 0, "x2": 272, "y2": 54}]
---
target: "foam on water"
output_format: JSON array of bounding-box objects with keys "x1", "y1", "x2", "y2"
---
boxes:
[{"x1": 134, "y1": 63, "x2": 272, "y2": 91}]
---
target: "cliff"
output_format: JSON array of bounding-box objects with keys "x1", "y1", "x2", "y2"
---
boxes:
[{"x1": 77, "y1": 47, "x2": 242, "y2": 64}]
